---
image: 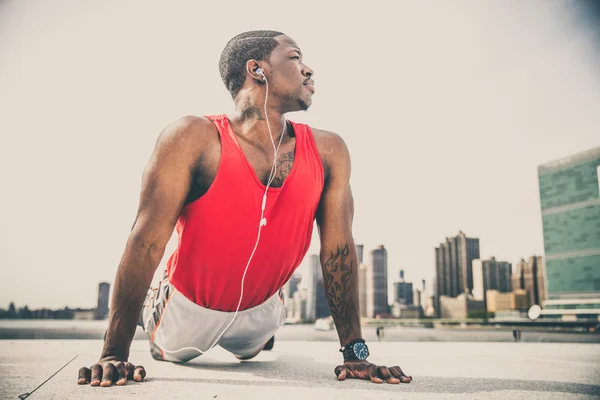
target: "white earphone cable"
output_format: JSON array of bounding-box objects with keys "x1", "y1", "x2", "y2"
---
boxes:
[{"x1": 160, "y1": 69, "x2": 284, "y2": 356}]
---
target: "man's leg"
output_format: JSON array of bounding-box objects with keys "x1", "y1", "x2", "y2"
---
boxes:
[
  {"x1": 234, "y1": 347, "x2": 264, "y2": 361},
  {"x1": 140, "y1": 272, "x2": 177, "y2": 362},
  {"x1": 233, "y1": 336, "x2": 275, "y2": 360},
  {"x1": 220, "y1": 290, "x2": 286, "y2": 360},
  {"x1": 263, "y1": 335, "x2": 275, "y2": 351}
]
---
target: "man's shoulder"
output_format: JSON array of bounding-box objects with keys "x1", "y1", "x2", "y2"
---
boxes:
[
  {"x1": 168, "y1": 115, "x2": 218, "y2": 137},
  {"x1": 157, "y1": 115, "x2": 219, "y2": 150},
  {"x1": 307, "y1": 126, "x2": 350, "y2": 182},
  {"x1": 309, "y1": 126, "x2": 338, "y2": 140},
  {"x1": 309, "y1": 126, "x2": 349, "y2": 158}
]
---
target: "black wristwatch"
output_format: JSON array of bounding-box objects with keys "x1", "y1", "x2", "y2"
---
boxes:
[{"x1": 339, "y1": 338, "x2": 370, "y2": 361}]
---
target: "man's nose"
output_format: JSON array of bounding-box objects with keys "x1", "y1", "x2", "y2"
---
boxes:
[{"x1": 303, "y1": 67, "x2": 314, "y2": 78}]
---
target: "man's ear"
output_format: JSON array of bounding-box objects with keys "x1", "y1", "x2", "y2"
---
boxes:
[{"x1": 246, "y1": 59, "x2": 265, "y2": 82}]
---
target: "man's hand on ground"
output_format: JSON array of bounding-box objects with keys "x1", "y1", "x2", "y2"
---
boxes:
[
  {"x1": 334, "y1": 360, "x2": 412, "y2": 384},
  {"x1": 77, "y1": 356, "x2": 146, "y2": 387}
]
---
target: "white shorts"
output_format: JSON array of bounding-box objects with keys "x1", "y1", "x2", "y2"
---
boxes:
[{"x1": 141, "y1": 275, "x2": 286, "y2": 363}]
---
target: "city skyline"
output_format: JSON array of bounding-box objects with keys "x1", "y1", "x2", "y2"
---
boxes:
[
  {"x1": 1, "y1": 1, "x2": 599, "y2": 309},
  {"x1": 0, "y1": 238, "x2": 547, "y2": 312}
]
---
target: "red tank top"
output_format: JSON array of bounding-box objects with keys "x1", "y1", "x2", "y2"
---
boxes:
[{"x1": 166, "y1": 115, "x2": 324, "y2": 311}]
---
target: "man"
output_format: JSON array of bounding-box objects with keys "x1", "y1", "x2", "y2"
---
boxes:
[{"x1": 77, "y1": 30, "x2": 412, "y2": 387}]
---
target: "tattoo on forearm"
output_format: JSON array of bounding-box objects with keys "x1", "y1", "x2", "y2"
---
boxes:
[{"x1": 322, "y1": 243, "x2": 357, "y2": 340}]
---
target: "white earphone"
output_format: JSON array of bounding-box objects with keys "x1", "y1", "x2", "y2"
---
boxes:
[{"x1": 159, "y1": 64, "x2": 284, "y2": 357}]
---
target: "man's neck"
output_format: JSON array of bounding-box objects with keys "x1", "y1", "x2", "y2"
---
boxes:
[{"x1": 230, "y1": 96, "x2": 288, "y2": 148}]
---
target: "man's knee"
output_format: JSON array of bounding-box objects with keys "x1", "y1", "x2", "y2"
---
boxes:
[
  {"x1": 233, "y1": 336, "x2": 274, "y2": 360},
  {"x1": 234, "y1": 347, "x2": 262, "y2": 361},
  {"x1": 149, "y1": 341, "x2": 166, "y2": 361}
]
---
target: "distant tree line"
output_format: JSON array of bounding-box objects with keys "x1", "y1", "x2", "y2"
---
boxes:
[{"x1": 0, "y1": 302, "x2": 94, "y2": 319}]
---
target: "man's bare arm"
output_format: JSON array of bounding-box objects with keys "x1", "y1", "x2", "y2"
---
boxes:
[
  {"x1": 101, "y1": 116, "x2": 207, "y2": 360},
  {"x1": 315, "y1": 132, "x2": 361, "y2": 346},
  {"x1": 77, "y1": 116, "x2": 211, "y2": 387},
  {"x1": 315, "y1": 130, "x2": 412, "y2": 385}
]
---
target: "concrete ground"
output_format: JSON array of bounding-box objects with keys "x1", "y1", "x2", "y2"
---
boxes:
[{"x1": 1, "y1": 339, "x2": 599, "y2": 399}]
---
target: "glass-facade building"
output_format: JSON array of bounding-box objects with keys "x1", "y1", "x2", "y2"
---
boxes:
[{"x1": 538, "y1": 147, "x2": 600, "y2": 318}]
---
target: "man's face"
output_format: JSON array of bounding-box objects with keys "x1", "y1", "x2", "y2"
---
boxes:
[{"x1": 267, "y1": 35, "x2": 315, "y2": 111}]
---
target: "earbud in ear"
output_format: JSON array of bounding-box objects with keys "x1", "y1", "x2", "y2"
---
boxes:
[{"x1": 256, "y1": 68, "x2": 264, "y2": 75}]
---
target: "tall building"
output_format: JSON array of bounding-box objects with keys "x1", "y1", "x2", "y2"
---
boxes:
[
  {"x1": 315, "y1": 266, "x2": 330, "y2": 320},
  {"x1": 472, "y1": 257, "x2": 513, "y2": 301},
  {"x1": 305, "y1": 254, "x2": 330, "y2": 321},
  {"x1": 95, "y1": 282, "x2": 110, "y2": 320},
  {"x1": 413, "y1": 288, "x2": 422, "y2": 307},
  {"x1": 393, "y1": 270, "x2": 413, "y2": 305},
  {"x1": 513, "y1": 289, "x2": 529, "y2": 310},
  {"x1": 434, "y1": 231, "x2": 480, "y2": 315},
  {"x1": 292, "y1": 290, "x2": 307, "y2": 322},
  {"x1": 538, "y1": 147, "x2": 600, "y2": 319},
  {"x1": 358, "y1": 263, "x2": 368, "y2": 318},
  {"x1": 304, "y1": 255, "x2": 317, "y2": 321},
  {"x1": 512, "y1": 256, "x2": 547, "y2": 308},
  {"x1": 419, "y1": 280, "x2": 428, "y2": 309},
  {"x1": 356, "y1": 244, "x2": 364, "y2": 264},
  {"x1": 367, "y1": 245, "x2": 389, "y2": 317},
  {"x1": 283, "y1": 274, "x2": 302, "y2": 299}
]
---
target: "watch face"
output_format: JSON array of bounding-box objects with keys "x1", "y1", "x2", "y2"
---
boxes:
[{"x1": 353, "y1": 342, "x2": 369, "y2": 360}]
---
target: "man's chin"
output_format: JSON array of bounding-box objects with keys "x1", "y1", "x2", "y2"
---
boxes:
[{"x1": 298, "y1": 99, "x2": 311, "y2": 111}]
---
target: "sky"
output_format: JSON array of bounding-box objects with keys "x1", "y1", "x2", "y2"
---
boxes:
[{"x1": 0, "y1": 0, "x2": 599, "y2": 309}]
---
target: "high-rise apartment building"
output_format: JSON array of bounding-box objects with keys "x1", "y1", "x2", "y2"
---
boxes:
[
  {"x1": 283, "y1": 273, "x2": 302, "y2": 300},
  {"x1": 305, "y1": 254, "x2": 330, "y2": 321},
  {"x1": 95, "y1": 282, "x2": 110, "y2": 320},
  {"x1": 512, "y1": 256, "x2": 547, "y2": 308},
  {"x1": 367, "y1": 245, "x2": 389, "y2": 317},
  {"x1": 419, "y1": 280, "x2": 428, "y2": 309},
  {"x1": 413, "y1": 288, "x2": 422, "y2": 307},
  {"x1": 434, "y1": 231, "x2": 480, "y2": 315},
  {"x1": 292, "y1": 290, "x2": 307, "y2": 322},
  {"x1": 393, "y1": 270, "x2": 413, "y2": 305},
  {"x1": 472, "y1": 257, "x2": 512, "y2": 301},
  {"x1": 356, "y1": 244, "x2": 364, "y2": 264},
  {"x1": 304, "y1": 255, "x2": 317, "y2": 321},
  {"x1": 358, "y1": 263, "x2": 368, "y2": 318},
  {"x1": 538, "y1": 147, "x2": 600, "y2": 319}
]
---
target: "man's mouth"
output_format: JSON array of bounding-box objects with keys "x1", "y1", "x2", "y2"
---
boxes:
[{"x1": 304, "y1": 80, "x2": 315, "y2": 93}]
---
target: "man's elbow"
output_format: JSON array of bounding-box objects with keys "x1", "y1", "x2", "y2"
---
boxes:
[{"x1": 127, "y1": 232, "x2": 167, "y2": 261}]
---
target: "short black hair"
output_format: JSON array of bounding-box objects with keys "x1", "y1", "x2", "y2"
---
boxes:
[{"x1": 219, "y1": 30, "x2": 285, "y2": 99}]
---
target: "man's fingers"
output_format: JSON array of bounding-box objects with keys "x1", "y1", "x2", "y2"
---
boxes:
[
  {"x1": 100, "y1": 363, "x2": 116, "y2": 387},
  {"x1": 368, "y1": 364, "x2": 383, "y2": 384},
  {"x1": 334, "y1": 365, "x2": 348, "y2": 381},
  {"x1": 113, "y1": 361, "x2": 127, "y2": 386},
  {"x1": 133, "y1": 366, "x2": 146, "y2": 382},
  {"x1": 77, "y1": 367, "x2": 91, "y2": 385},
  {"x1": 389, "y1": 366, "x2": 402, "y2": 378},
  {"x1": 390, "y1": 366, "x2": 413, "y2": 383},
  {"x1": 377, "y1": 366, "x2": 399, "y2": 384},
  {"x1": 90, "y1": 364, "x2": 102, "y2": 386},
  {"x1": 82, "y1": 361, "x2": 145, "y2": 387},
  {"x1": 125, "y1": 362, "x2": 135, "y2": 380}
]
